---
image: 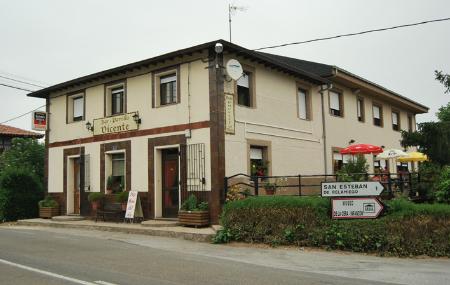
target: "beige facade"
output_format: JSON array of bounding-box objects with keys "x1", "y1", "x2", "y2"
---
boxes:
[{"x1": 28, "y1": 40, "x2": 427, "y2": 221}]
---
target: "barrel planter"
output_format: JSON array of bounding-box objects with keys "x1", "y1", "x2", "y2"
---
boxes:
[
  {"x1": 178, "y1": 211, "x2": 210, "y2": 227},
  {"x1": 39, "y1": 207, "x2": 59, "y2": 219}
]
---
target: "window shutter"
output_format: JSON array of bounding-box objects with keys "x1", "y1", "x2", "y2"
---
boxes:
[
  {"x1": 237, "y1": 73, "x2": 249, "y2": 88},
  {"x1": 250, "y1": 148, "x2": 263, "y2": 160},
  {"x1": 373, "y1": 106, "x2": 380, "y2": 119},
  {"x1": 330, "y1": 92, "x2": 340, "y2": 110},
  {"x1": 73, "y1": 97, "x2": 84, "y2": 118},
  {"x1": 84, "y1": 154, "x2": 90, "y2": 192},
  {"x1": 333, "y1": 153, "x2": 342, "y2": 161},
  {"x1": 298, "y1": 89, "x2": 307, "y2": 119},
  {"x1": 160, "y1": 74, "x2": 176, "y2": 84},
  {"x1": 357, "y1": 100, "x2": 361, "y2": 117}
]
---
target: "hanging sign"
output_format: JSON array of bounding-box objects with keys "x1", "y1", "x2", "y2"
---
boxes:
[
  {"x1": 31, "y1": 111, "x2": 47, "y2": 131},
  {"x1": 93, "y1": 112, "x2": 138, "y2": 136},
  {"x1": 224, "y1": 94, "x2": 235, "y2": 134},
  {"x1": 332, "y1": 197, "x2": 384, "y2": 219},
  {"x1": 321, "y1": 181, "x2": 384, "y2": 197}
]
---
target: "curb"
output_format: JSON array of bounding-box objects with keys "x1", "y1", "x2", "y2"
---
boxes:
[{"x1": 16, "y1": 220, "x2": 214, "y2": 243}]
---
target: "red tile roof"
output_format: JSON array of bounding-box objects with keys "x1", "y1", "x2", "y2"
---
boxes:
[{"x1": 0, "y1": 124, "x2": 44, "y2": 138}]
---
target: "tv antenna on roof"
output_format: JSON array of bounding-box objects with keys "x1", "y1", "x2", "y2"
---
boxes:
[{"x1": 228, "y1": 4, "x2": 247, "y2": 42}]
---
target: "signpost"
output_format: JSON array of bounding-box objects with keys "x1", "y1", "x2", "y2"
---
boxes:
[
  {"x1": 332, "y1": 197, "x2": 384, "y2": 219},
  {"x1": 124, "y1": 191, "x2": 143, "y2": 222},
  {"x1": 321, "y1": 181, "x2": 384, "y2": 197},
  {"x1": 322, "y1": 181, "x2": 385, "y2": 220}
]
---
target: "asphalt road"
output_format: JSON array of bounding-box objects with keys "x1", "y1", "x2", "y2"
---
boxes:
[{"x1": 0, "y1": 226, "x2": 448, "y2": 285}]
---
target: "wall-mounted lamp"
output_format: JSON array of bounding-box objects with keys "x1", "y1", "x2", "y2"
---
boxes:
[
  {"x1": 132, "y1": 113, "x2": 142, "y2": 124},
  {"x1": 381, "y1": 145, "x2": 385, "y2": 149},
  {"x1": 348, "y1": 139, "x2": 355, "y2": 145},
  {"x1": 85, "y1": 121, "x2": 94, "y2": 132}
]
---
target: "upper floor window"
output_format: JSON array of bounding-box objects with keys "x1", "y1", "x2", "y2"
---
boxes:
[
  {"x1": 357, "y1": 97, "x2": 364, "y2": 122},
  {"x1": 329, "y1": 91, "x2": 343, "y2": 117},
  {"x1": 297, "y1": 88, "x2": 311, "y2": 120},
  {"x1": 67, "y1": 92, "x2": 85, "y2": 123},
  {"x1": 373, "y1": 104, "x2": 383, "y2": 127},
  {"x1": 160, "y1": 74, "x2": 177, "y2": 105},
  {"x1": 237, "y1": 71, "x2": 254, "y2": 107},
  {"x1": 408, "y1": 114, "x2": 414, "y2": 132},
  {"x1": 392, "y1": 111, "x2": 400, "y2": 131},
  {"x1": 111, "y1": 86, "x2": 124, "y2": 115},
  {"x1": 153, "y1": 67, "x2": 180, "y2": 108},
  {"x1": 105, "y1": 82, "x2": 126, "y2": 116}
]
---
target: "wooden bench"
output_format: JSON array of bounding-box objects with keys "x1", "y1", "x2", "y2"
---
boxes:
[{"x1": 95, "y1": 201, "x2": 123, "y2": 222}]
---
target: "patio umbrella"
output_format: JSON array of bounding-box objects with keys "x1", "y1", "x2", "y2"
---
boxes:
[
  {"x1": 397, "y1": 152, "x2": 428, "y2": 162},
  {"x1": 376, "y1": 149, "x2": 408, "y2": 160},
  {"x1": 340, "y1": 144, "x2": 383, "y2": 155}
]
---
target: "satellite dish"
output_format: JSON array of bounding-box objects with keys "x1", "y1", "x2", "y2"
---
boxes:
[{"x1": 225, "y1": 59, "x2": 243, "y2": 81}]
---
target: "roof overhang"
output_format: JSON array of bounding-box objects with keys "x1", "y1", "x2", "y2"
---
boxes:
[
  {"x1": 330, "y1": 68, "x2": 428, "y2": 114},
  {"x1": 27, "y1": 40, "x2": 329, "y2": 99}
]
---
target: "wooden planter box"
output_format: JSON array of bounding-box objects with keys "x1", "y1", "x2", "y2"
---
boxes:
[
  {"x1": 39, "y1": 207, "x2": 59, "y2": 219},
  {"x1": 178, "y1": 211, "x2": 210, "y2": 227}
]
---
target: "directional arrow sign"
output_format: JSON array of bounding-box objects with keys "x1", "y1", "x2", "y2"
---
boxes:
[
  {"x1": 332, "y1": 197, "x2": 384, "y2": 219},
  {"x1": 321, "y1": 181, "x2": 384, "y2": 197}
]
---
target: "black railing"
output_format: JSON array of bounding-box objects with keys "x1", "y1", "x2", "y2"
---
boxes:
[{"x1": 224, "y1": 172, "x2": 424, "y2": 200}]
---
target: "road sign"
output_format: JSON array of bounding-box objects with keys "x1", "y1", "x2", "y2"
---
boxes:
[
  {"x1": 331, "y1": 197, "x2": 384, "y2": 219},
  {"x1": 321, "y1": 181, "x2": 384, "y2": 197}
]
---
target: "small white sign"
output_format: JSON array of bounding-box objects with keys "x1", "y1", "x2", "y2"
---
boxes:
[
  {"x1": 332, "y1": 197, "x2": 384, "y2": 219},
  {"x1": 125, "y1": 190, "x2": 138, "y2": 219},
  {"x1": 224, "y1": 94, "x2": 235, "y2": 134},
  {"x1": 321, "y1": 182, "x2": 384, "y2": 197}
]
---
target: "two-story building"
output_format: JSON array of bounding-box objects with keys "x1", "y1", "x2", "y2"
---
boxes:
[{"x1": 27, "y1": 40, "x2": 427, "y2": 222}]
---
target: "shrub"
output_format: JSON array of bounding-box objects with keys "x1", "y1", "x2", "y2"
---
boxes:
[
  {"x1": 87, "y1": 192, "x2": 105, "y2": 202},
  {"x1": 217, "y1": 196, "x2": 450, "y2": 257},
  {"x1": 38, "y1": 196, "x2": 58, "y2": 208},
  {"x1": 115, "y1": 191, "x2": 129, "y2": 203},
  {"x1": 336, "y1": 155, "x2": 368, "y2": 182},
  {"x1": 0, "y1": 168, "x2": 44, "y2": 221},
  {"x1": 435, "y1": 166, "x2": 450, "y2": 203},
  {"x1": 181, "y1": 194, "x2": 209, "y2": 211}
]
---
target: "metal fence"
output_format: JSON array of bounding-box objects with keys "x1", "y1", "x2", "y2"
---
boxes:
[{"x1": 224, "y1": 172, "x2": 425, "y2": 200}]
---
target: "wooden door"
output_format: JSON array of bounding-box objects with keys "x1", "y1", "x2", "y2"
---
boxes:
[
  {"x1": 162, "y1": 149, "x2": 179, "y2": 218},
  {"x1": 74, "y1": 158, "x2": 80, "y2": 214}
]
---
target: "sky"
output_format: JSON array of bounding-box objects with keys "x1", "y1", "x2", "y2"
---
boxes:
[{"x1": 1, "y1": 0, "x2": 449, "y2": 132}]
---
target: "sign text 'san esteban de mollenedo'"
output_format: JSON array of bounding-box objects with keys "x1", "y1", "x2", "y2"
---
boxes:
[
  {"x1": 93, "y1": 112, "x2": 138, "y2": 136},
  {"x1": 321, "y1": 181, "x2": 384, "y2": 197}
]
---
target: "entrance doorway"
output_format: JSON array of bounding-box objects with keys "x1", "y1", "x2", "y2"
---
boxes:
[
  {"x1": 73, "y1": 157, "x2": 81, "y2": 214},
  {"x1": 161, "y1": 149, "x2": 179, "y2": 218}
]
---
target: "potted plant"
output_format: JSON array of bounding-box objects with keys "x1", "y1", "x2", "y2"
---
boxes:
[
  {"x1": 115, "y1": 191, "x2": 129, "y2": 211},
  {"x1": 106, "y1": 176, "x2": 113, "y2": 194},
  {"x1": 178, "y1": 194, "x2": 209, "y2": 227},
  {"x1": 264, "y1": 182, "x2": 277, "y2": 195},
  {"x1": 88, "y1": 192, "x2": 105, "y2": 210},
  {"x1": 38, "y1": 196, "x2": 59, "y2": 218}
]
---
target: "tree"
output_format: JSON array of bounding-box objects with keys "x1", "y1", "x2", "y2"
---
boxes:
[
  {"x1": 0, "y1": 138, "x2": 45, "y2": 186},
  {"x1": 435, "y1": 70, "x2": 450, "y2": 94},
  {"x1": 401, "y1": 71, "x2": 450, "y2": 166}
]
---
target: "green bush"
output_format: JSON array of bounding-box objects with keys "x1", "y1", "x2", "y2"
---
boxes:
[
  {"x1": 181, "y1": 194, "x2": 209, "y2": 211},
  {"x1": 38, "y1": 196, "x2": 58, "y2": 208},
  {"x1": 336, "y1": 155, "x2": 369, "y2": 182},
  {"x1": 0, "y1": 168, "x2": 44, "y2": 221},
  {"x1": 435, "y1": 166, "x2": 450, "y2": 203},
  {"x1": 217, "y1": 196, "x2": 450, "y2": 257},
  {"x1": 115, "y1": 191, "x2": 129, "y2": 203},
  {"x1": 87, "y1": 192, "x2": 105, "y2": 202}
]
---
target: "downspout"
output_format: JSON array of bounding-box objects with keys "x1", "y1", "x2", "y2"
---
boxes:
[{"x1": 320, "y1": 68, "x2": 337, "y2": 175}]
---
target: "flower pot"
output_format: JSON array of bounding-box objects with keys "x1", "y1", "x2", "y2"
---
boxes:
[
  {"x1": 265, "y1": 188, "x2": 275, "y2": 195},
  {"x1": 178, "y1": 211, "x2": 210, "y2": 227},
  {"x1": 39, "y1": 207, "x2": 59, "y2": 218},
  {"x1": 91, "y1": 201, "x2": 100, "y2": 210}
]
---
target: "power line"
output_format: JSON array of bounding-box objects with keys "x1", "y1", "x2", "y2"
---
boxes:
[
  {"x1": 0, "y1": 75, "x2": 46, "y2": 88},
  {"x1": 0, "y1": 104, "x2": 46, "y2": 125},
  {"x1": 253, "y1": 17, "x2": 450, "y2": 51},
  {"x1": 0, "y1": 83, "x2": 36, "y2": 92}
]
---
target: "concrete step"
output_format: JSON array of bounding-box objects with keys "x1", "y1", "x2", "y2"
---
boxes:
[
  {"x1": 52, "y1": 215, "x2": 86, "y2": 222},
  {"x1": 16, "y1": 218, "x2": 215, "y2": 242},
  {"x1": 141, "y1": 220, "x2": 180, "y2": 227}
]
